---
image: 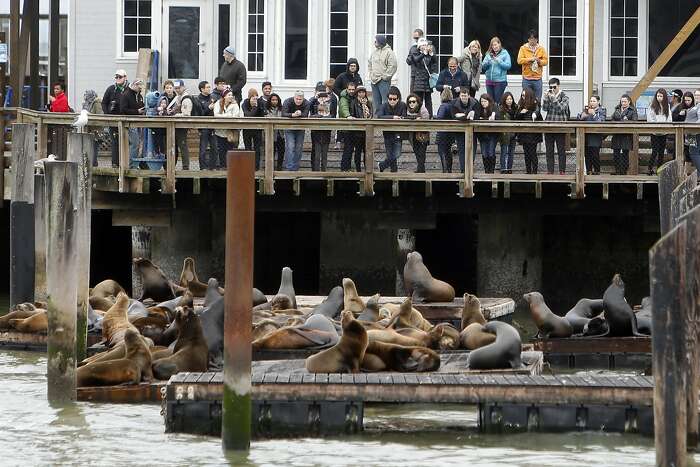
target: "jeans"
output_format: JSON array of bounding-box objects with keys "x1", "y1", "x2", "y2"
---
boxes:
[
  {"x1": 437, "y1": 132, "x2": 454, "y2": 173},
  {"x1": 455, "y1": 133, "x2": 467, "y2": 173},
  {"x1": 341, "y1": 131, "x2": 364, "y2": 171},
  {"x1": 311, "y1": 130, "x2": 332, "y2": 171},
  {"x1": 243, "y1": 129, "x2": 263, "y2": 170},
  {"x1": 175, "y1": 128, "x2": 190, "y2": 169},
  {"x1": 284, "y1": 130, "x2": 305, "y2": 171},
  {"x1": 689, "y1": 138, "x2": 700, "y2": 173},
  {"x1": 411, "y1": 135, "x2": 428, "y2": 173},
  {"x1": 522, "y1": 78, "x2": 543, "y2": 101},
  {"x1": 128, "y1": 128, "x2": 140, "y2": 168},
  {"x1": 479, "y1": 134, "x2": 497, "y2": 173},
  {"x1": 372, "y1": 79, "x2": 391, "y2": 116},
  {"x1": 274, "y1": 136, "x2": 285, "y2": 170},
  {"x1": 649, "y1": 134, "x2": 667, "y2": 172},
  {"x1": 381, "y1": 135, "x2": 403, "y2": 172},
  {"x1": 486, "y1": 82, "x2": 508, "y2": 105},
  {"x1": 545, "y1": 133, "x2": 566, "y2": 173},
  {"x1": 110, "y1": 128, "x2": 119, "y2": 167},
  {"x1": 216, "y1": 135, "x2": 234, "y2": 168},
  {"x1": 613, "y1": 149, "x2": 629, "y2": 175},
  {"x1": 199, "y1": 129, "x2": 217, "y2": 170},
  {"x1": 499, "y1": 137, "x2": 516, "y2": 172}
]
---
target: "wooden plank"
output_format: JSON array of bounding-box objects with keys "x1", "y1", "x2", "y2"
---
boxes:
[
  {"x1": 630, "y1": 132, "x2": 640, "y2": 175},
  {"x1": 682, "y1": 205, "x2": 700, "y2": 449},
  {"x1": 575, "y1": 127, "x2": 586, "y2": 198},
  {"x1": 117, "y1": 121, "x2": 127, "y2": 193},
  {"x1": 531, "y1": 336, "x2": 651, "y2": 354},
  {"x1": 675, "y1": 128, "x2": 686, "y2": 180},
  {"x1": 164, "y1": 123, "x2": 176, "y2": 194},
  {"x1": 630, "y1": 7, "x2": 700, "y2": 102},
  {"x1": 464, "y1": 127, "x2": 474, "y2": 197},
  {"x1": 134, "y1": 48, "x2": 152, "y2": 85},
  {"x1": 363, "y1": 124, "x2": 375, "y2": 196},
  {"x1": 36, "y1": 117, "x2": 47, "y2": 159},
  {"x1": 263, "y1": 125, "x2": 275, "y2": 195},
  {"x1": 671, "y1": 171, "x2": 698, "y2": 228}
]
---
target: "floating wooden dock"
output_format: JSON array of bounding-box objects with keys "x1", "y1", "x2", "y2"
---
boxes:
[
  {"x1": 531, "y1": 336, "x2": 651, "y2": 370},
  {"x1": 0, "y1": 330, "x2": 102, "y2": 352}
]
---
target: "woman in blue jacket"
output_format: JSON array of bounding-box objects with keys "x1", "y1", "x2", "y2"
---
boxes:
[{"x1": 481, "y1": 37, "x2": 511, "y2": 105}]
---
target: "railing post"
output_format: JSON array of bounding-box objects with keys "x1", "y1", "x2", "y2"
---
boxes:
[
  {"x1": 118, "y1": 121, "x2": 127, "y2": 193},
  {"x1": 363, "y1": 123, "x2": 375, "y2": 196},
  {"x1": 675, "y1": 127, "x2": 686, "y2": 180},
  {"x1": 464, "y1": 125, "x2": 474, "y2": 198},
  {"x1": 36, "y1": 116, "x2": 47, "y2": 160},
  {"x1": 630, "y1": 131, "x2": 639, "y2": 176},
  {"x1": 263, "y1": 123, "x2": 275, "y2": 195},
  {"x1": 575, "y1": 127, "x2": 586, "y2": 199},
  {"x1": 164, "y1": 122, "x2": 176, "y2": 194}
]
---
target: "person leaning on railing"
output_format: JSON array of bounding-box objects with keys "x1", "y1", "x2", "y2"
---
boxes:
[
  {"x1": 119, "y1": 79, "x2": 145, "y2": 169},
  {"x1": 450, "y1": 88, "x2": 480, "y2": 173},
  {"x1": 610, "y1": 94, "x2": 638, "y2": 176},
  {"x1": 102, "y1": 69, "x2": 128, "y2": 168},
  {"x1": 405, "y1": 93, "x2": 430, "y2": 173},
  {"x1": 515, "y1": 88, "x2": 543, "y2": 175},
  {"x1": 281, "y1": 90, "x2": 310, "y2": 171},
  {"x1": 196, "y1": 80, "x2": 217, "y2": 171},
  {"x1": 577, "y1": 95, "x2": 607, "y2": 175},
  {"x1": 309, "y1": 82, "x2": 338, "y2": 172},
  {"x1": 377, "y1": 86, "x2": 407, "y2": 173},
  {"x1": 242, "y1": 88, "x2": 266, "y2": 171},
  {"x1": 264, "y1": 93, "x2": 285, "y2": 171},
  {"x1": 475, "y1": 93, "x2": 498, "y2": 174},
  {"x1": 81, "y1": 89, "x2": 103, "y2": 167},
  {"x1": 646, "y1": 88, "x2": 672, "y2": 175},
  {"x1": 674, "y1": 91, "x2": 695, "y2": 165},
  {"x1": 496, "y1": 92, "x2": 518, "y2": 174},
  {"x1": 213, "y1": 88, "x2": 242, "y2": 170},
  {"x1": 685, "y1": 89, "x2": 700, "y2": 172},
  {"x1": 541, "y1": 77, "x2": 570, "y2": 175}
]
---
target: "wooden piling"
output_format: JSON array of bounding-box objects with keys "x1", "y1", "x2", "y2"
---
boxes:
[
  {"x1": 131, "y1": 225, "x2": 151, "y2": 298},
  {"x1": 682, "y1": 205, "x2": 700, "y2": 451},
  {"x1": 670, "y1": 170, "x2": 698, "y2": 228},
  {"x1": 44, "y1": 161, "x2": 79, "y2": 402},
  {"x1": 10, "y1": 123, "x2": 35, "y2": 307},
  {"x1": 222, "y1": 150, "x2": 255, "y2": 451},
  {"x1": 658, "y1": 160, "x2": 681, "y2": 235},
  {"x1": 67, "y1": 134, "x2": 94, "y2": 360},
  {"x1": 34, "y1": 173, "x2": 46, "y2": 301},
  {"x1": 464, "y1": 126, "x2": 474, "y2": 198}
]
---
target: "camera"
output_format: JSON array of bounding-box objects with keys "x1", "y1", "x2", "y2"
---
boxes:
[{"x1": 318, "y1": 92, "x2": 328, "y2": 98}]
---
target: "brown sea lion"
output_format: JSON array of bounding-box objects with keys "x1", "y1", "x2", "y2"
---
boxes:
[
  {"x1": 460, "y1": 293, "x2": 486, "y2": 330},
  {"x1": 403, "y1": 251, "x2": 455, "y2": 303},
  {"x1": 252, "y1": 319, "x2": 281, "y2": 342},
  {"x1": 468, "y1": 321, "x2": 523, "y2": 370},
  {"x1": 253, "y1": 314, "x2": 339, "y2": 350},
  {"x1": 90, "y1": 279, "x2": 126, "y2": 300},
  {"x1": 10, "y1": 310, "x2": 48, "y2": 333},
  {"x1": 395, "y1": 323, "x2": 460, "y2": 350},
  {"x1": 357, "y1": 294, "x2": 381, "y2": 322},
  {"x1": 305, "y1": 310, "x2": 368, "y2": 373},
  {"x1": 362, "y1": 341, "x2": 441, "y2": 372},
  {"x1": 178, "y1": 257, "x2": 209, "y2": 298},
  {"x1": 386, "y1": 298, "x2": 433, "y2": 332},
  {"x1": 0, "y1": 307, "x2": 42, "y2": 329},
  {"x1": 523, "y1": 291, "x2": 573, "y2": 339},
  {"x1": 133, "y1": 258, "x2": 176, "y2": 302},
  {"x1": 132, "y1": 315, "x2": 170, "y2": 345},
  {"x1": 366, "y1": 328, "x2": 427, "y2": 347},
  {"x1": 152, "y1": 306, "x2": 209, "y2": 380},
  {"x1": 270, "y1": 294, "x2": 294, "y2": 312},
  {"x1": 77, "y1": 329, "x2": 153, "y2": 387},
  {"x1": 564, "y1": 298, "x2": 604, "y2": 334},
  {"x1": 102, "y1": 292, "x2": 139, "y2": 347},
  {"x1": 342, "y1": 278, "x2": 365, "y2": 314},
  {"x1": 460, "y1": 323, "x2": 496, "y2": 350},
  {"x1": 89, "y1": 296, "x2": 115, "y2": 312},
  {"x1": 79, "y1": 335, "x2": 155, "y2": 367}
]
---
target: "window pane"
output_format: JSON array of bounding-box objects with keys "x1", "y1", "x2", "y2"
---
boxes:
[
  {"x1": 258, "y1": 16, "x2": 264, "y2": 30},
  {"x1": 563, "y1": 57, "x2": 576, "y2": 75},
  {"x1": 258, "y1": 0, "x2": 264, "y2": 13},
  {"x1": 124, "y1": 18, "x2": 137, "y2": 34},
  {"x1": 625, "y1": 19, "x2": 637, "y2": 36},
  {"x1": 550, "y1": 0, "x2": 562, "y2": 16},
  {"x1": 440, "y1": 16, "x2": 452, "y2": 34},
  {"x1": 138, "y1": 0, "x2": 151, "y2": 16},
  {"x1": 138, "y1": 18, "x2": 150, "y2": 34},
  {"x1": 386, "y1": 16, "x2": 394, "y2": 33},
  {"x1": 218, "y1": 4, "x2": 230, "y2": 69},
  {"x1": 248, "y1": 15, "x2": 256, "y2": 32},
  {"x1": 168, "y1": 6, "x2": 199, "y2": 79},
  {"x1": 610, "y1": 57, "x2": 623, "y2": 76},
  {"x1": 427, "y1": 0, "x2": 440, "y2": 15},
  {"x1": 248, "y1": 34, "x2": 257, "y2": 53},
  {"x1": 611, "y1": 0, "x2": 624, "y2": 17},
  {"x1": 331, "y1": 30, "x2": 347, "y2": 45},
  {"x1": 285, "y1": 0, "x2": 308, "y2": 79},
  {"x1": 249, "y1": 0, "x2": 256, "y2": 14},
  {"x1": 440, "y1": 0, "x2": 453, "y2": 15},
  {"x1": 330, "y1": 64, "x2": 345, "y2": 78},
  {"x1": 563, "y1": 18, "x2": 576, "y2": 36},
  {"x1": 611, "y1": 38, "x2": 623, "y2": 56},
  {"x1": 330, "y1": 47, "x2": 346, "y2": 63},
  {"x1": 563, "y1": 38, "x2": 576, "y2": 56},
  {"x1": 625, "y1": 38, "x2": 637, "y2": 56},
  {"x1": 256, "y1": 54, "x2": 264, "y2": 70},
  {"x1": 124, "y1": 35, "x2": 137, "y2": 52},
  {"x1": 550, "y1": 18, "x2": 563, "y2": 36},
  {"x1": 124, "y1": 0, "x2": 137, "y2": 16},
  {"x1": 331, "y1": 0, "x2": 348, "y2": 11},
  {"x1": 377, "y1": 18, "x2": 386, "y2": 34},
  {"x1": 625, "y1": 0, "x2": 638, "y2": 16},
  {"x1": 426, "y1": 16, "x2": 439, "y2": 33},
  {"x1": 387, "y1": 0, "x2": 394, "y2": 14},
  {"x1": 624, "y1": 58, "x2": 637, "y2": 76},
  {"x1": 611, "y1": 18, "x2": 624, "y2": 36},
  {"x1": 649, "y1": 0, "x2": 700, "y2": 77},
  {"x1": 549, "y1": 57, "x2": 562, "y2": 75},
  {"x1": 138, "y1": 35, "x2": 151, "y2": 49},
  {"x1": 331, "y1": 13, "x2": 348, "y2": 29},
  {"x1": 378, "y1": 0, "x2": 386, "y2": 14},
  {"x1": 563, "y1": 0, "x2": 577, "y2": 16},
  {"x1": 550, "y1": 38, "x2": 563, "y2": 55}
]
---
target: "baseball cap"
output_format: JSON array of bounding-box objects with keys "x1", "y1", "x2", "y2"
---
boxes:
[{"x1": 115, "y1": 69, "x2": 127, "y2": 77}]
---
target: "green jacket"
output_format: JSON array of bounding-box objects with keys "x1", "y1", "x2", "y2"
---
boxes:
[{"x1": 338, "y1": 89, "x2": 352, "y2": 119}]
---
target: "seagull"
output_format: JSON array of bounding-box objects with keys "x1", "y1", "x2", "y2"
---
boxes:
[
  {"x1": 34, "y1": 154, "x2": 58, "y2": 174},
  {"x1": 72, "y1": 109, "x2": 89, "y2": 133}
]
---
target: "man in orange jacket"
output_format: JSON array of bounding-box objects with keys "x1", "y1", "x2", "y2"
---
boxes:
[
  {"x1": 517, "y1": 30, "x2": 549, "y2": 101},
  {"x1": 47, "y1": 82, "x2": 71, "y2": 112}
]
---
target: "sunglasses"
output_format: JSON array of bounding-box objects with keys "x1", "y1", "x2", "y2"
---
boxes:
[
  {"x1": 408, "y1": 100, "x2": 417, "y2": 104},
  {"x1": 115, "y1": 75, "x2": 125, "y2": 79},
  {"x1": 549, "y1": 86, "x2": 557, "y2": 90},
  {"x1": 388, "y1": 97, "x2": 398, "y2": 101}
]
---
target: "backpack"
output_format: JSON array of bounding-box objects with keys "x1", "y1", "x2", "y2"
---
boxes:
[{"x1": 182, "y1": 95, "x2": 202, "y2": 116}]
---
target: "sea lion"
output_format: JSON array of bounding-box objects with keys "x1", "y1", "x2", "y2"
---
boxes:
[
  {"x1": 252, "y1": 288, "x2": 267, "y2": 306},
  {"x1": 0, "y1": 307, "x2": 42, "y2": 329},
  {"x1": 253, "y1": 314, "x2": 339, "y2": 350},
  {"x1": 564, "y1": 298, "x2": 604, "y2": 334},
  {"x1": 403, "y1": 251, "x2": 455, "y2": 303},
  {"x1": 132, "y1": 315, "x2": 170, "y2": 344},
  {"x1": 362, "y1": 341, "x2": 441, "y2": 372},
  {"x1": 367, "y1": 328, "x2": 427, "y2": 347},
  {"x1": 204, "y1": 278, "x2": 224, "y2": 308},
  {"x1": 386, "y1": 298, "x2": 433, "y2": 332},
  {"x1": 270, "y1": 294, "x2": 295, "y2": 312},
  {"x1": 394, "y1": 323, "x2": 460, "y2": 350},
  {"x1": 276, "y1": 267, "x2": 297, "y2": 309},
  {"x1": 133, "y1": 257, "x2": 176, "y2": 302},
  {"x1": 460, "y1": 293, "x2": 486, "y2": 330},
  {"x1": 77, "y1": 329, "x2": 153, "y2": 387},
  {"x1": 523, "y1": 291, "x2": 573, "y2": 338},
  {"x1": 468, "y1": 321, "x2": 523, "y2": 370},
  {"x1": 357, "y1": 294, "x2": 381, "y2": 322},
  {"x1": 102, "y1": 292, "x2": 139, "y2": 347},
  {"x1": 90, "y1": 279, "x2": 125, "y2": 300},
  {"x1": 635, "y1": 296, "x2": 652, "y2": 335},
  {"x1": 342, "y1": 278, "x2": 365, "y2": 314},
  {"x1": 79, "y1": 335, "x2": 155, "y2": 366},
  {"x1": 10, "y1": 310, "x2": 48, "y2": 333},
  {"x1": 602, "y1": 274, "x2": 648, "y2": 337},
  {"x1": 252, "y1": 319, "x2": 280, "y2": 342},
  {"x1": 152, "y1": 306, "x2": 209, "y2": 380},
  {"x1": 89, "y1": 296, "x2": 115, "y2": 312},
  {"x1": 127, "y1": 299, "x2": 149, "y2": 320},
  {"x1": 305, "y1": 310, "x2": 368, "y2": 373},
  {"x1": 582, "y1": 315, "x2": 610, "y2": 337},
  {"x1": 178, "y1": 257, "x2": 209, "y2": 297},
  {"x1": 460, "y1": 323, "x2": 496, "y2": 350},
  {"x1": 309, "y1": 286, "x2": 344, "y2": 320}
]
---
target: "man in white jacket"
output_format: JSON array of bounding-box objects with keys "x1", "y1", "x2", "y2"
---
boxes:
[
  {"x1": 368, "y1": 35, "x2": 397, "y2": 116},
  {"x1": 170, "y1": 80, "x2": 193, "y2": 169}
]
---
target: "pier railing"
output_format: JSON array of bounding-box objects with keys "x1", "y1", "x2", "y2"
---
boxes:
[{"x1": 4, "y1": 107, "x2": 699, "y2": 198}]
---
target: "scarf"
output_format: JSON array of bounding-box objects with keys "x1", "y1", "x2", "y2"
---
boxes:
[{"x1": 359, "y1": 97, "x2": 370, "y2": 118}]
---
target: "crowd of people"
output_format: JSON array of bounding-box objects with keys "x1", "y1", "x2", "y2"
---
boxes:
[{"x1": 46, "y1": 30, "x2": 700, "y2": 175}]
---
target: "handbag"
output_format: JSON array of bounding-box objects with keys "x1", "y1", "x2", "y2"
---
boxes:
[
  {"x1": 423, "y1": 59, "x2": 438, "y2": 89},
  {"x1": 414, "y1": 131, "x2": 430, "y2": 143},
  {"x1": 226, "y1": 129, "x2": 239, "y2": 146}
]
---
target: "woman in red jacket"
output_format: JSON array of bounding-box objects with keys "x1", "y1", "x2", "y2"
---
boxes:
[{"x1": 48, "y1": 82, "x2": 71, "y2": 112}]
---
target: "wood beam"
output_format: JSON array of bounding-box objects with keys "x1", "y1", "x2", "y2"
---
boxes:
[
  {"x1": 630, "y1": 7, "x2": 700, "y2": 102},
  {"x1": 48, "y1": 0, "x2": 60, "y2": 90},
  {"x1": 10, "y1": 0, "x2": 30, "y2": 107},
  {"x1": 28, "y1": 0, "x2": 39, "y2": 110}
]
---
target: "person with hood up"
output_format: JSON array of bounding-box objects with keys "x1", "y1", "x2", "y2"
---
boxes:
[
  {"x1": 219, "y1": 45, "x2": 247, "y2": 103},
  {"x1": 339, "y1": 82, "x2": 364, "y2": 171},
  {"x1": 333, "y1": 58, "x2": 363, "y2": 97},
  {"x1": 368, "y1": 35, "x2": 398, "y2": 115},
  {"x1": 309, "y1": 81, "x2": 338, "y2": 171}
]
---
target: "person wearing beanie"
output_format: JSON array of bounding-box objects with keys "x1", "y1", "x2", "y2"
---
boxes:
[
  {"x1": 333, "y1": 58, "x2": 363, "y2": 97},
  {"x1": 368, "y1": 34, "x2": 397, "y2": 115},
  {"x1": 219, "y1": 45, "x2": 247, "y2": 103}
]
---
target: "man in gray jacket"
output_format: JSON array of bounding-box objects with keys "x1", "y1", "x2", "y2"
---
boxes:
[{"x1": 368, "y1": 35, "x2": 397, "y2": 115}]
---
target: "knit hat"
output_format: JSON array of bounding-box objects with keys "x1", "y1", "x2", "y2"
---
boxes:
[
  {"x1": 315, "y1": 82, "x2": 326, "y2": 92},
  {"x1": 375, "y1": 35, "x2": 387, "y2": 47},
  {"x1": 294, "y1": 90, "x2": 305, "y2": 97},
  {"x1": 224, "y1": 45, "x2": 235, "y2": 56},
  {"x1": 356, "y1": 85, "x2": 367, "y2": 93},
  {"x1": 173, "y1": 79, "x2": 185, "y2": 88},
  {"x1": 221, "y1": 88, "x2": 232, "y2": 99},
  {"x1": 672, "y1": 89, "x2": 684, "y2": 100},
  {"x1": 114, "y1": 69, "x2": 127, "y2": 77}
]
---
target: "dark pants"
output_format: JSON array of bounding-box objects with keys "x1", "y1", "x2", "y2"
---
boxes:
[
  {"x1": 545, "y1": 133, "x2": 566, "y2": 173},
  {"x1": 342, "y1": 131, "x2": 364, "y2": 171},
  {"x1": 479, "y1": 134, "x2": 497, "y2": 173},
  {"x1": 154, "y1": 128, "x2": 166, "y2": 157},
  {"x1": 499, "y1": 137, "x2": 516, "y2": 172},
  {"x1": 585, "y1": 146, "x2": 601, "y2": 174},
  {"x1": 199, "y1": 129, "x2": 217, "y2": 170},
  {"x1": 411, "y1": 136, "x2": 428, "y2": 173},
  {"x1": 415, "y1": 91, "x2": 433, "y2": 118},
  {"x1": 486, "y1": 82, "x2": 507, "y2": 106},
  {"x1": 437, "y1": 132, "x2": 454, "y2": 173},
  {"x1": 649, "y1": 135, "x2": 667, "y2": 172},
  {"x1": 109, "y1": 128, "x2": 119, "y2": 167},
  {"x1": 243, "y1": 129, "x2": 263, "y2": 170},
  {"x1": 274, "y1": 136, "x2": 285, "y2": 170},
  {"x1": 216, "y1": 135, "x2": 233, "y2": 169},
  {"x1": 175, "y1": 128, "x2": 190, "y2": 169},
  {"x1": 311, "y1": 130, "x2": 331, "y2": 171},
  {"x1": 523, "y1": 142, "x2": 538, "y2": 174},
  {"x1": 613, "y1": 149, "x2": 629, "y2": 175}
]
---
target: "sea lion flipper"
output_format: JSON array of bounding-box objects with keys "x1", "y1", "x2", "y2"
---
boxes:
[{"x1": 288, "y1": 327, "x2": 335, "y2": 347}]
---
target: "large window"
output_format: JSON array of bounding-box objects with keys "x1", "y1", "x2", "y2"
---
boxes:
[
  {"x1": 218, "y1": 4, "x2": 230, "y2": 70},
  {"x1": 648, "y1": 0, "x2": 700, "y2": 77},
  {"x1": 609, "y1": 0, "x2": 638, "y2": 77},
  {"x1": 426, "y1": 0, "x2": 453, "y2": 70},
  {"x1": 123, "y1": 0, "x2": 151, "y2": 53},
  {"x1": 329, "y1": 0, "x2": 349, "y2": 78},
  {"x1": 463, "y1": 0, "x2": 538, "y2": 76},
  {"x1": 549, "y1": 0, "x2": 577, "y2": 76},
  {"x1": 248, "y1": 0, "x2": 265, "y2": 72},
  {"x1": 284, "y1": 0, "x2": 308, "y2": 79},
  {"x1": 376, "y1": 0, "x2": 394, "y2": 47}
]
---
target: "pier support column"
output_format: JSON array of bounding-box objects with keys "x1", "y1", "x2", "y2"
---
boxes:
[
  {"x1": 34, "y1": 174, "x2": 46, "y2": 301},
  {"x1": 395, "y1": 229, "x2": 415, "y2": 296},
  {"x1": 131, "y1": 225, "x2": 152, "y2": 298}
]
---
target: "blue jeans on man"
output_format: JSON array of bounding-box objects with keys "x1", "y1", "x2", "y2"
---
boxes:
[
  {"x1": 128, "y1": 128, "x2": 140, "y2": 168},
  {"x1": 284, "y1": 130, "x2": 305, "y2": 170},
  {"x1": 522, "y1": 78, "x2": 543, "y2": 100},
  {"x1": 380, "y1": 134, "x2": 402, "y2": 172},
  {"x1": 372, "y1": 79, "x2": 391, "y2": 116}
]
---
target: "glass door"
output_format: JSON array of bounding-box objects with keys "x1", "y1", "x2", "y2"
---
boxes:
[{"x1": 162, "y1": 0, "x2": 211, "y2": 91}]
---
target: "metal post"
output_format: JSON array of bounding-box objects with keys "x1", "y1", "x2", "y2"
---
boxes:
[
  {"x1": 44, "y1": 160, "x2": 79, "y2": 403},
  {"x1": 222, "y1": 150, "x2": 255, "y2": 451}
]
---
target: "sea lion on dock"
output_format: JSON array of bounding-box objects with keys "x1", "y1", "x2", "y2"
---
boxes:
[
  {"x1": 270, "y1": 294, "x2": 295, "y2": 312},
  {"x1": 396, "y1": 323, "x2": 460, "y2": 350},
  {"x1": 403, "y1": 251, "x2": 455, "y2": 303},
  {"x1": 90, "y1": 279, "x2": 125, "y2": 300},
  {"x1": 309, "y1": 286, "x2": 344, "y2": 320},
  {"x1": 459, "y1": 294, "x2": 496, "y2": 349},
  {"x1": 0, "y1": 306, "x2": 42, "y2": 329},
  {"x1": 468, "y1": 321, "x2": 523, "y2": 370},
  {"x1": 460, "y1": 294, "x2": 486, "y2": 330},
  {"x1": 252, "y1": 319, "x2": 281, "y2": 342},
  {"x1": 133, "y1": 257, "x2": 176, "y2": 302},
  {"x1": 253, "y1": 314, "x2": 339, "y2": 350},
  {"x1": 276, "y1": 267, "x2": 297, "y2": 309},
  {"x1": 89, "y1": 296, "x2": 115, "y2": 312},
  {"x1": 582, "y1": 315, "x2": 609, "y2": 337},
  {"x1": 204, "y1": 278, "x2": 224, "y2": 308},
  {"x1": 178, "y1": 257, "x2": 209, "y2": 297},
  {"x1": 386, "y1": 298, "x2": 433, "y2": 332},
  {"x1": 523, "y1": 291, "x2": 573, "y2": 338},
  {"x1": 152, "y1": 306, "x2": 209, "y2": 380},
  {"x1": 564, "y1": 298, "x2": 604, "y2": 334},
  {"x1": 362, "y1": 341, "x2": 440, "y2": 372},
  {"x1": 602, "y1": 274, "x2": 648, "y2": 337},
  {"x1": 357, "y1": 294, "x2": 381, "y2": 322},
  {"x1": 635, "y1": 297, "x2": 652, "y2": 335},
  {"x1": 9, "y1": 310, "x2": 47, "y2": 333},
  {"x1": 79, "y1": 335, "x2": 155, "y2": 366},
  {"x1": 77, "y1": 329, "x2": 153, "y2": 387},
  {"x1": 342, "y1": 278, "x2": 365, "y2": 314},
  {"x1": 305, "y1": 310, "x2": 368, "y2": 373},
  {"x1": 367, "y1": 328, "x2": 428, "y2": 347},
  {"x1": 102, "y1": 292, "x2": 139, "y2": 347}
]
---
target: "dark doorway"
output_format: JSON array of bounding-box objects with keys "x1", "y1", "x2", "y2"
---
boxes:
[{"x1": 90, "y1": 210, "x2": 133, "y2": 294}]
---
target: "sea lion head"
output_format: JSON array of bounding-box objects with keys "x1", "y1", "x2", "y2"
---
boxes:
[
  {"x1": 15, "y1": 302, "x2": 36, "y2": 312},
  {"x1": 583, "y1": 316, "x2": 609, "y2": 336},
  {"x1": 461, "y1": 293, "x2": 485, "y2": 327},
  {"x1": 175, "y1": 305, "x2": 197, "y2": 328},
  {"x1": 409, "y1": 347, "x2": 441, "y2": 372},
  {"x1": 340, "y1": 309, "x2": 354, "y2": 328},
  {"x1": 522, "y1": 291, "x2": 543, "y2": 305},
  {"x1": 124, "y1": 328, "x2": 140, "y2": 346},
  {"x1": 612, "y1": 273, "x2": 624, "y2": 288},
  {"x1": 407, "y1": 251, "x2": 423, "y2": 263},
  {"x1": 114, "y1": 291, "x2": 130, "y2": 308},
  {"x1": 433, "y1": 323, "x2": 460, "y2": 350},
  {"x1": 207, "y1": 278, "x2": 219, "y2": 288}
]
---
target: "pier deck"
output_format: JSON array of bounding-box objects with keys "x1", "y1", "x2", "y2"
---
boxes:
[{"x1": 532, "y1": 336, "x2": 651, "y2": 370}]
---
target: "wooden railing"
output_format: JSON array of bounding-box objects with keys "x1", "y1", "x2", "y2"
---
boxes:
[{"x1": 5, "y1": 107, "x2": 699, "y2": 199}]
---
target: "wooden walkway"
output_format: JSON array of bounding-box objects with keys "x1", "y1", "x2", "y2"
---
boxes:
[
  {"x1": 0, "y1": 331, "x2": 102, "y2": 352},
  {"x1": 532, "y1": 336, "x2": 651, "y2": 370}
]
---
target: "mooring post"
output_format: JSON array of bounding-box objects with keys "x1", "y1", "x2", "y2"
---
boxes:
[
  {"x1": 658, "y1": 160, "x2": 681, "y2": 235},
  {"x1": 682, "y1": 205, "x2": 700, "y2": 451},
  {"x1": 34, "y1": 173, "x2": 46, "y2": 301},
  {"x1": 44, "y1": 161, "x2": 79, "y2": 402},
  {"x1": 10, "y1": 123, "x2": 36, "y2": 307},
  {"x1": 131, "y1": 225, "x2": 152, "y2": 298},
  {"x1": 222, "y1": 150, "x2": 255, "y2": 451},
  {"x1": 67, "y1": 133, "x2": 94, "y2": 361}
]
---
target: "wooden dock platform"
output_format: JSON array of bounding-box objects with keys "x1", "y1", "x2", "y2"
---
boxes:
[
  {"x1": 531, "y1": 336, "x2": 651, "y2": 370},
  {"x1": 0, "y1": 331, "x2": 102, "y2": 352}
]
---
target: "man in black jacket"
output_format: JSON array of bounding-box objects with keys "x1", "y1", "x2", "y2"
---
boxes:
[
  {"x1": 281, "y1": 90, "x2": 310, "y2": 171},
  {"x1": 119, "y1": 79, "x2": 145, "y2": 168},
  {"x1": 102, "y1": 69, "x2": 128, "y2": 167},
  {"x1": 219, "y1": 46, "x2": 247, "y2": 103},
  {"x1": 197, "y1": 80, "x2": 216, "y2": 170},
  {"x1": 333, "y1": 58, "x2": 363, "y2": 97}
]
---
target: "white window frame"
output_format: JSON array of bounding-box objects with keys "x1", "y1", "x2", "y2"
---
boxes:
[
  {"x1": 329, "y1": 0, "x2": 350, "y2": 78},
  {"x1": 116, "y1": 0, "x2": 160, "y2": 61},
  {"x1": 424, "y1": 0, "x2": 456, "y2": 71},
  {"x1": 281, "y1": 0, "x2": 313, "y2": 85},
  {"x1": 244, "y1": 0, "x2": 267, "y2": 77},
  {"x1": 374, "y1": 0, "x2": 396, "y2": 48},
  {"x1": 603, "y1": 0, "x2": 648, "y2": 82},
  {"x1": 547, "y1": 0, "x2": 581, "y2": 80}
]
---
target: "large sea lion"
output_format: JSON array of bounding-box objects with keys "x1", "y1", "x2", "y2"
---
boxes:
[
  {"x1": 305, "y1": 310, "x2": 368, "y2": 373},
  {"x1": 635, "y1": 297, "x2": 652, "y2": 335},
  {"x1": 460, "y1": 293, "x2": 486, "y2": 330},
  {"x1": 77, "y1": 329, "x2": 153, "y2": 387},
  {"x1": 459, "y1": 293, "x2": 495, "y2": 350},
  {"x1": 133, "y1": 258, "x2": 176, "y2": 302},
  {"x1": 252, "y1": 319, "x2": 281, "y2": 342},
  {"x1": 362, "y1": 341, "x2": 441, "y2": 372},
  {"x1": 102, "y1": 292, "x2": 139, "y2": 347},
  {"x1": 357, "y1": 294, "x2": 381, "y2": 322},
  {"x1": 468, "y1": 321, "x2": 523, "y2": 370},
  {"x1": 403, "y1": 251, "x2": 455, "y2": 303},
  {"x1": 79, "y1": 335, "x2": 156, "y2": 366},
  {"x1": 564, "y1": 298, "x2": 604, "y2": 334},
  {"x1": 90, "y1": 279, "x2": 125, "y2": 300},
  {"x1": 386, "y1": 298, "x2": 433, "y2": 332},
  {"x1": 342, "y1": 278, "x2": 365, "y2": 314},
  {"x1": 276, "y1": 267, "x2": 297, "y2": 309},
  {"x1": 367, "y1": 328, "x2": 429, "y2": 347},
  {"x1": 253, "y1": 314, "x2": 339, "y2": 350},
  {"x1": 582, "y1": 315, "x2": 609, "y2": 337},
  {"x1": 309, "y1": 286, "x2": 344, "y2": 320},
  {"x1": 89, "y1": 295, "x2": 115, "y2": 313},
  {"x1": 152, "y1": 306, "x2": 209, "y2": 380},
  {"x1": 0, "y1": 306, "x2": 42, "y2": 329},
  {"x1": 523, "y1": 292, "x2": 573, "y2": 338},
  {"x1": 178, "y1": 257, "x2": 209, "y2": 297},
  {"x1": 602, "y1": 274, "x2": 648, "y2": 337},
  {"x1": 204, "y1": 278, "x2": 223, "y2": 308},
  {"x1": 10, "y1": 310, "x2": 47, "y2": 333},
  {"x1": 396, "y1": 323, "x2": 460, "y2": 350}
]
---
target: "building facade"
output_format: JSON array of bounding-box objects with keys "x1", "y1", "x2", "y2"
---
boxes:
[{"x1": 67, "y1": 0, "x2": 700, "y2": 114}]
